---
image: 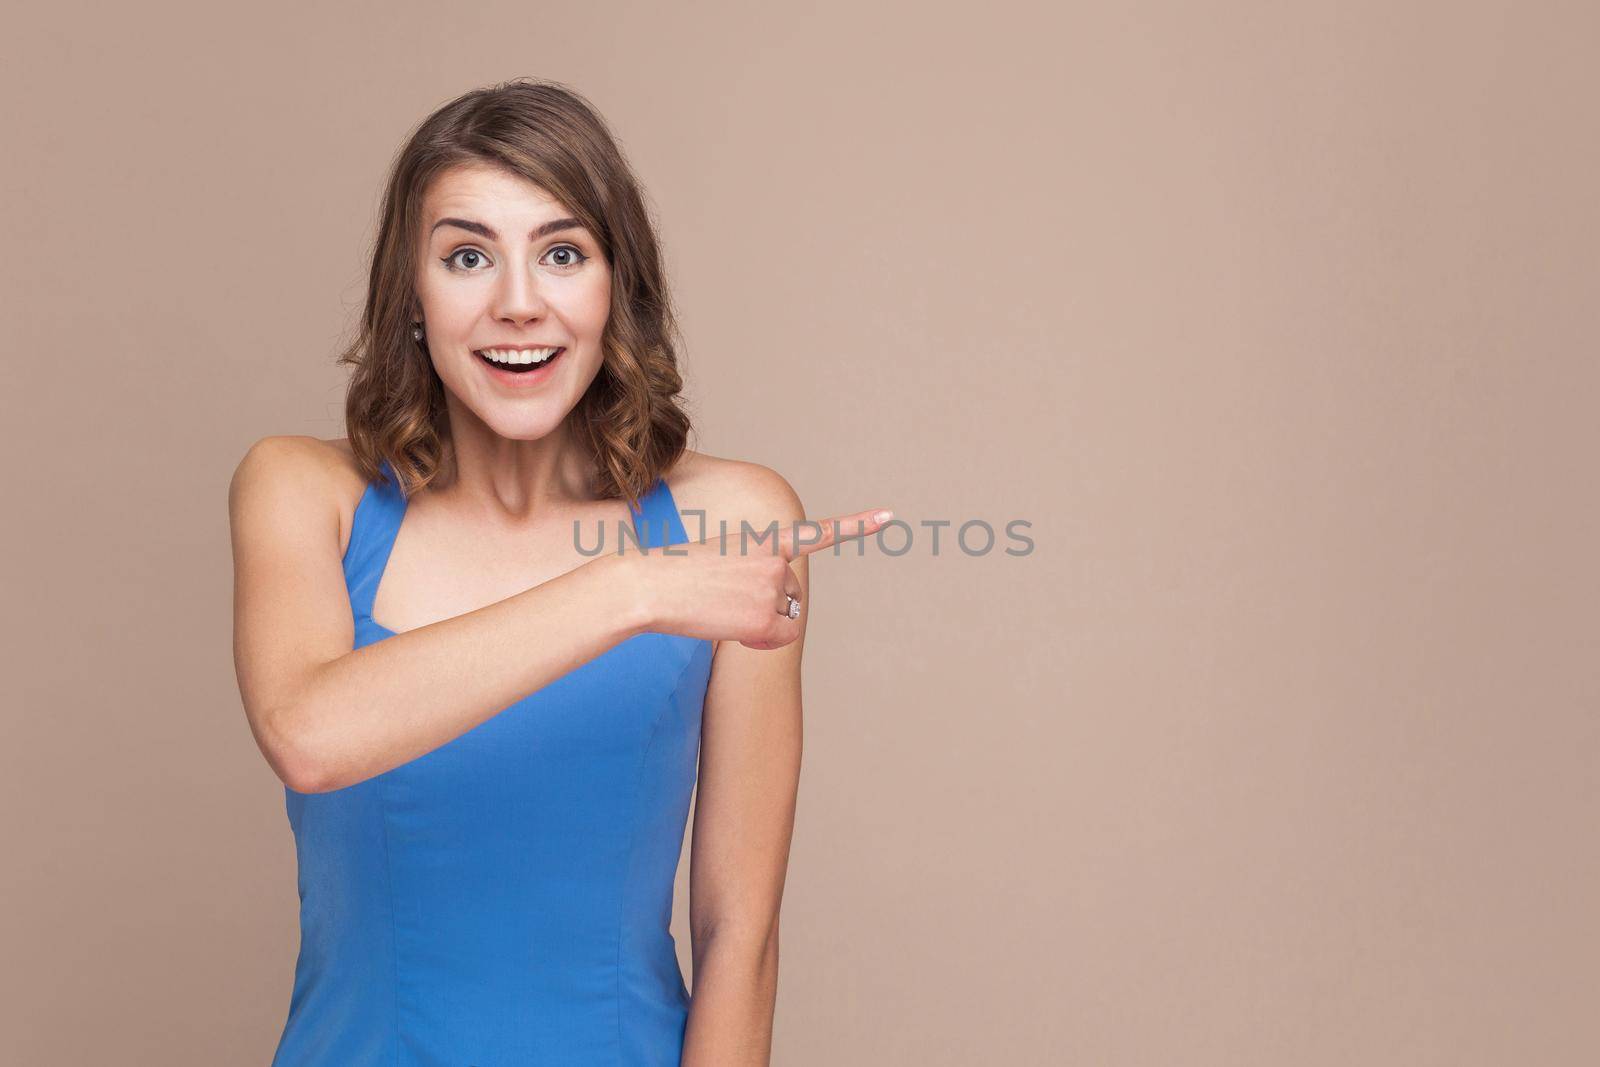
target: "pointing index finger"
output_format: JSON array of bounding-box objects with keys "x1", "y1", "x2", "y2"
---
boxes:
[{"x1": 784, "y1": 509, "x2": 895, "y2": 559}]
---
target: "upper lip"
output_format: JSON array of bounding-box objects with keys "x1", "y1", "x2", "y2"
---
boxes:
[{"x1": 473, "y1": 343, "x2": 564, "y2": 352}]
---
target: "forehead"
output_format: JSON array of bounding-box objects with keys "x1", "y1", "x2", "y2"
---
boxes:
[{"x1": 422, "y1": 163, "x2": 572, "y2": 225}]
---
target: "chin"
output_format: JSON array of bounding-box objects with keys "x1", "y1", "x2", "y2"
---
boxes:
[{"x1": 487, "y1": 412, "x2": 573, "y2": 440}]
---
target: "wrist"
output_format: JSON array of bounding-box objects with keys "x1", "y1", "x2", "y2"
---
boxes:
[{"x1": 594, "y1": 549, "x2": 656, "y2": 640}]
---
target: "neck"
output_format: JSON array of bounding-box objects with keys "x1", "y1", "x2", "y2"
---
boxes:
[{"x1": 434, "y1": 418, "x2": 599, "y2": 518}]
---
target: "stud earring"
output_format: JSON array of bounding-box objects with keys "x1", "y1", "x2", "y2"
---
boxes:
[{"x1": 411, "y1": 322, "x2": 424, "y2": 342}]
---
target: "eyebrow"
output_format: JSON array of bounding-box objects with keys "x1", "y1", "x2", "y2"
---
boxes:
[{"x1": 428, "y1": 216, "x2": 585, "y2": 242}]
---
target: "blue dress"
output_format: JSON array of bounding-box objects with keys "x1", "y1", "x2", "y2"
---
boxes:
[{"x1": 271, "y1": 458, "x2": 713, "y2": 1066}]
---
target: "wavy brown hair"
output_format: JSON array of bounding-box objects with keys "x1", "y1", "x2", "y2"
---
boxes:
[{"x1": 338, "y1": 78, "x2": 693, "y2": 511}]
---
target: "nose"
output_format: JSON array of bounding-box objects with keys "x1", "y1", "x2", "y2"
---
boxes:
[{"x1": 491, "y1": 255, "x2": 549, "y2": 325}]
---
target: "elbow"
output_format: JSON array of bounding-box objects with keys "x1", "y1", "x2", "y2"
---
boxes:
[
  {"x1": 692, "y1": 912, "x2": 780, "y2": 966},
  {"x1": 262, "y1": 704, "x2": 332, "y2": 794},
  {"x1": 281, "y1": 757, "x2": 329, "y2": 796}
]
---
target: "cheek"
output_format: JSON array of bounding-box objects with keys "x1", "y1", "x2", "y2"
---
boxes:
[
  {"x1": 429, "y1": 349, "x2": 464, "y2": 387},
  {"x1": 577, "y1": 272, "x2": 612, "y2": 331}
]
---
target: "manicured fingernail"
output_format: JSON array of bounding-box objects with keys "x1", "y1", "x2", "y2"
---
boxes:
[{"x1": 874, "y1": 510, "x2": 893, "y2": 523}]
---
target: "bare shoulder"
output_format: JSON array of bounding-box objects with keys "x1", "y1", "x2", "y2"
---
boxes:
[
  {"x1": 230, "y1": 434, "x2": 335, "y2": 491},
  {"x1": 664, "y1": 448, "x2": 806, "y2": 534},
  {"x1": 229, "y1": 435, "x2": 368, "y2": 558}
]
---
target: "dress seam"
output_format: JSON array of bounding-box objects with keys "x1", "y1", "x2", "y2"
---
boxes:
[
  {"x1": 378, "y1": 776, "x2": 402, "y2": 1067},
  {"x1": 616, "y1": 644, "x2": 700, "y2": 1064}
]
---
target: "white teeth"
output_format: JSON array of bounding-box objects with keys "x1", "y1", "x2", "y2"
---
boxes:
[{"x1": 476, "y1": 346, "x2": 562, "y2": 365}]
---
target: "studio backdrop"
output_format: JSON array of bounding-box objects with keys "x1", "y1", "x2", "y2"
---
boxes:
[{"x1": 3, "y1": 2, "x2": 1595, "y2": 1064}]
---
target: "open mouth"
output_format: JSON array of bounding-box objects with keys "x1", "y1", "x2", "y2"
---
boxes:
[{"x1": 474, "y1": 347, "x2": 566, "y2": 373}]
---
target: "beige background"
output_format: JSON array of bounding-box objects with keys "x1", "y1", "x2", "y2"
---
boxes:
[{"x1": 4, "y1": 1, "x2": 1596, "y2": 1063}]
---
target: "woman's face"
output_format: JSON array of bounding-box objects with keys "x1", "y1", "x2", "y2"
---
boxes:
[{"x1": 414, "y1": 162, "x2": 612, "y2": 441}]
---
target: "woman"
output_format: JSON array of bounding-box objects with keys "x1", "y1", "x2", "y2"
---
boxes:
[{"x1": 228, "y1": 79, "x2": 891, "y2": 1065}]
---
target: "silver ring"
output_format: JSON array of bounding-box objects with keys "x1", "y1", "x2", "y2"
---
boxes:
[{"x1": 783, "y1": 594, "x2": 801, "y2": 619}]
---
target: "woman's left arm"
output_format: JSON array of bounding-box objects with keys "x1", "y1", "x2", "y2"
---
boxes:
[{"x1": 680, "y1": 467, "x2": 809, "y2": 1067}]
